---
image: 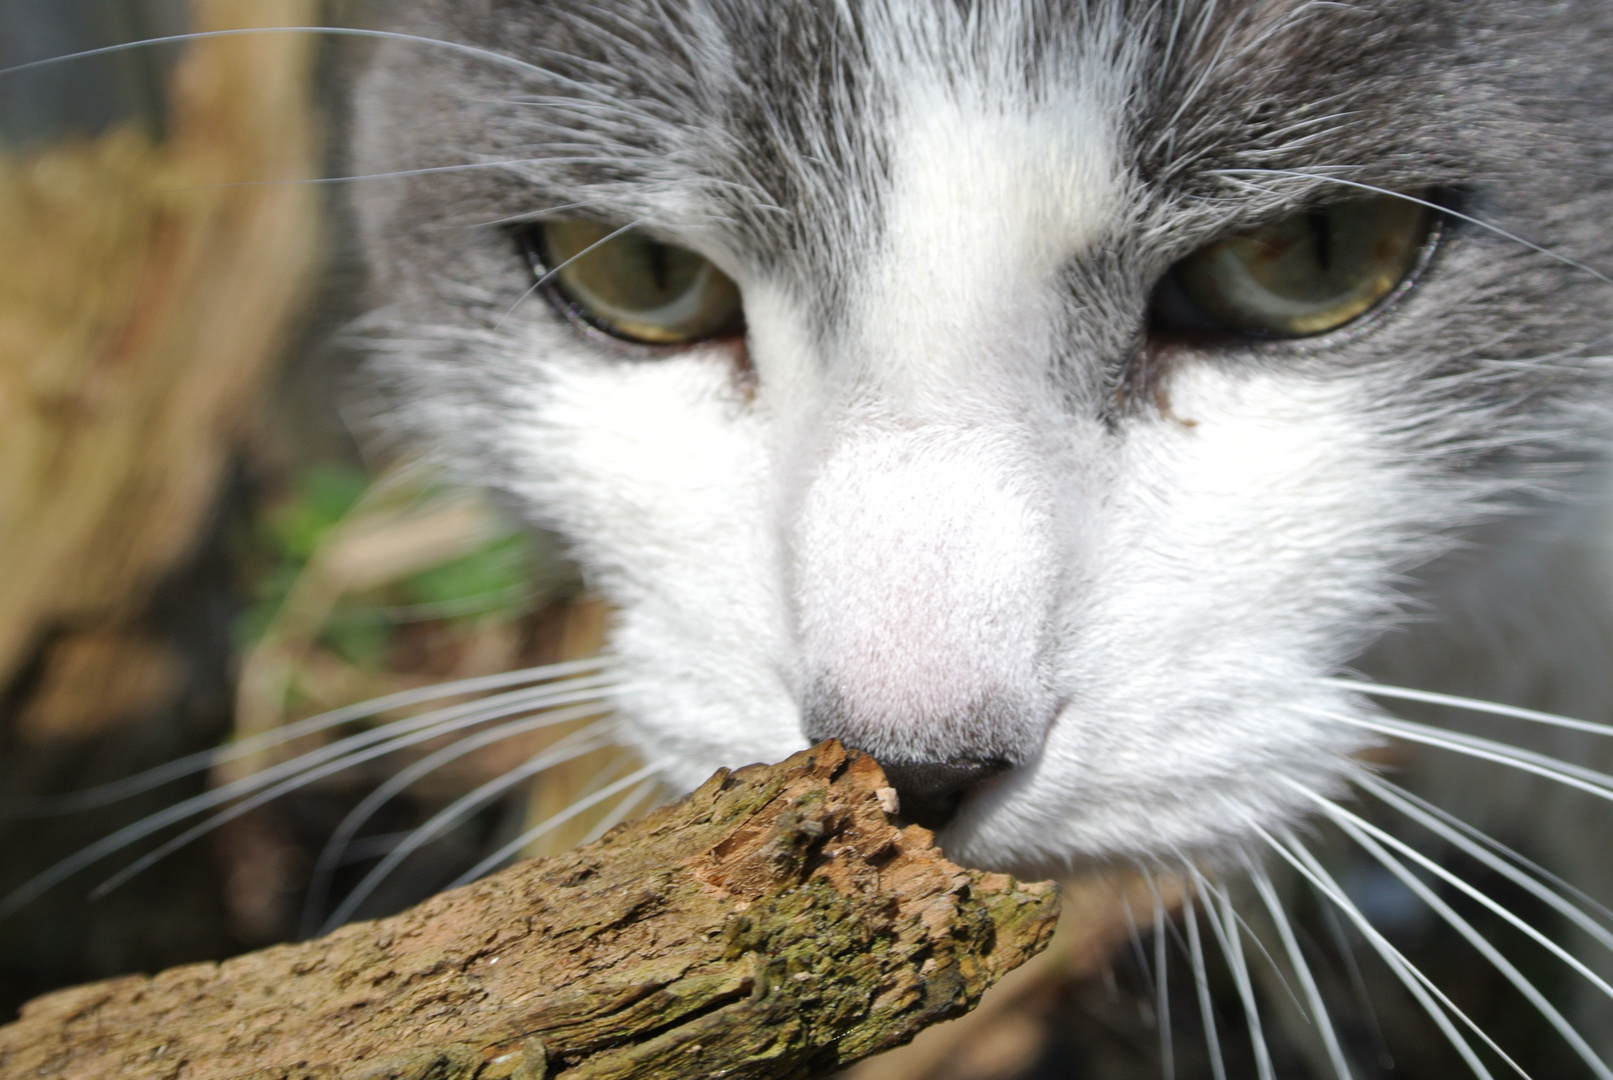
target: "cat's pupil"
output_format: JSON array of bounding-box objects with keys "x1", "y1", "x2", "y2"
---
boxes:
[{"x1": 1306, "y1": 210, "x2": 1332, "y2": 272}]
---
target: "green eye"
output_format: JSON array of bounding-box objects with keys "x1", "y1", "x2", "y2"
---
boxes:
[
  {"x1": 1161, "y1": 194, "x2": 1437, "y2": 337},
  {"x1": 529, "y1": 220, "x2": 745, "y2": 345}
]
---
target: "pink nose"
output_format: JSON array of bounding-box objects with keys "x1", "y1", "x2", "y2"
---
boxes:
[{"x1": 789, "y1": 422, "x2": 1061, "y2": 788}]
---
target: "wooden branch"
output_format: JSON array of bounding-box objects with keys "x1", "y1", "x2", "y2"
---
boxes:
[{"x1": 0, "y1": 743, "x2": 1059, "y2": 1080}]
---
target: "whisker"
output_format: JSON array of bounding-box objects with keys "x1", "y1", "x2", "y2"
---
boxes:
[
  {"x1": 1301, "y1": 790, "x2": 1613, "y2": 1080},
  {"x1": 1148, "y1": 874, "x2": 1176, "y2": 1080},
  {"x1": 442, "y1": 760, "x2": 667, "y2": 893},
  {"x1": 1262, "y1": 827, "x2": 1511, "y2": 1080},
  {"x1": 1, "y1": 27, "x2": 576, "y2": 85},
  {"x1": 1318, "y1": 888, "x2": 1396, "y2": 1071},
  {"x1": 317, "y1": 728, "x2": 622, "y2": 933},
  {"x1": 428, "y1": 198, "x2": 624, "y2": 235},
  {"x1": 1122, "y1": 882, "x2": 1160, "y2": 1013},
  {"x1": 1196, "y1": 873, "x2": 1308, "y2": 1016},
  {"x1": 1321, "y1": 677, "x2": 1613, "y2": 740},
  {"x1": 1322, "y1": 711, "x2": 1613, "y2": 802},
  {"x1": 1247, "y1": 861, "x2": 1354, "y2": 1080},
  {"x1": 1357, "y1": 774, "x2": 1613, "y2": 949},
  {"x1": 497, "y1": 214, "x2": 655, "y2": 330},
  {"x1": 1298, "y1": 780, "x2": 1613, "y2": 1020},
  {"x1": 297, "y1": 703, "x2": 612, "y2": 938},
  {"x1": 0, "y1": 659, "x2": 608, "y2": 817},
  {"x1": 1183, "y1": 886, "x2": 1230, "y2": 1080},
  {"x1": 0, "y1": 682, "x2": 614, "y2": 919},
  {"x1": 575, "y1": 776, "x2": 661, "y2": 847},
  {"x1": 563, "y1": 751, "x2": 638, "y2": 804},
  {"x1": 1212, "y1": 169, "x2": 1613, "y2": 288},
  {"x1": 88, "y1": 702, "x2": 617, "y2": 904},
  {"x1": 1193, "y1": 870, "x2": 1275, "y2": 1080},
  {"x1": 159, "y1": 157, "x2": 668, "y2": 194}
]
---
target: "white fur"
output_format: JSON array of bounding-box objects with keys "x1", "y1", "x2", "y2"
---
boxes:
[{"x1": 444, "y1": 48, "x2": 1436, "y2": 875}]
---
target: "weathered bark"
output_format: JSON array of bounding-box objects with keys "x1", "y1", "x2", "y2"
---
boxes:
[{"x1": 0, "y1": 742, "x2": 1059, "y2": 1080}]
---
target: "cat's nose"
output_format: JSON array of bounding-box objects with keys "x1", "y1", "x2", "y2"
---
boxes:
[
  {"x1": 801, "y1": 683, "x2": 1049, "y2": 828},
  {"x1": 879, "y1": 757, "x2": 1013, "y2": 829}
]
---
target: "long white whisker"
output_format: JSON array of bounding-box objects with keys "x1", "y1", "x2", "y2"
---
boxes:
[
  {"x1": 443, "y1": 761, "x2": 667, "y2": 893},
  {"x1": 88, "y1": 697, "x2": 616, "y2": 903},
  {"x1": 1357, "y1": 774, "x2": 1613, "y2": 949},
  {"x1": 1290, "y1": 781, "x2": 1613, "y2": 1077},
  {"x1": 1121, "y1": 883, "x2": 1158, "y2": 1008},
  {"x1": 297, "y1": 703, "x2": 611, "y2": 938},
  {"x1": 1317, "y1": 710, "x2": 1613, "y2": 801},
  {"x1": 1306, "y1": 794, "x2": 1612, "y2": 1080},
  {"x1": 318, "y1": 729, "x2": 621, "y2": 933},
  {"x1": 0, "y1": 683, "x2": 614, "y2": 918},
  {"x1": 1212, "y1": 170, "x2": 1613, "y2": 288},
  {"x1": 1183, "y1": 887, "x2": 1229, "y2": 1080},
  {"x1": 1318, "y1": 897, "x2": 1396, "y2": 1071},
  {"x1": 160, "y1": 157, "x2": 664, "y2": 194},
  {"x1": 0, "y1": 660, "x2": 609, "y2": 817},
  {"x1": 1195, "y1": 872, "x2": 1308, "y2": 1016},
  {"x1": 575, "y1": 777, "x2": 661, "y2": 848},
  {"x1": 498, "y1": 215, "x2": 654, "y2": 329},
  {"x1": 1193, "y1": 870, "x2": 1275, "y2": 1080},
  {"x1": 563, "y1": 751, "x2": 638, "y2": 804},
  {"x1": 1321, "y1": 678, "x2": 1613, "y2": 740},
  {"x1": 1248, "y1": 861, "x2": 1354, "y2": 1080},
  {"x1": 1, "y1": 28, "x2": 579, "y2": 87},
  {"x1": 1262, "y1": 828, "x2": 1509, "y2": 1080},
  {"x1": 1149, "y1": 874, "x2": 1176, "y2": 1080}
]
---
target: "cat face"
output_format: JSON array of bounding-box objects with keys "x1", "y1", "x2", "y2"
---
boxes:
[{"x1": 350, "y1": 0, "x2": 1613, "y2": 875}]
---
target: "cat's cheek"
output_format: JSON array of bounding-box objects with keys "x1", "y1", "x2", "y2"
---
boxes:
[
  {"x1": 938, "y1": 365, "x2": 1438, "y2": 870},
  {"x1": 500, "y1": 350, "x2": 807, "y2": 774}
]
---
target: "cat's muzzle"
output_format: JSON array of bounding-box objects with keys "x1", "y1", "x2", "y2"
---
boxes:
[{"x1": 877, "y1": 757, "x2": 1015, "y2": 829}]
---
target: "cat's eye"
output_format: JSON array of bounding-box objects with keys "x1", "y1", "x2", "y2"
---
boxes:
[
  {"x1": 524, "y1": 220, "x2": 745, "y2": 345},
  {"x1": 1156, "y1": 194, "x2": 1438, "y2": 338}
]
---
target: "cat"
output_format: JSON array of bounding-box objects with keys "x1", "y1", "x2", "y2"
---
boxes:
[
  {"x1": 351, "y1": 0, "x2": 1613, "y2": 876},
  {"x1": 10, "y1": 1, "x2": 1613, "y2": 1075},
  {"x1": 336, "y1": 0, "x2": 1613, "y2": 1072}
]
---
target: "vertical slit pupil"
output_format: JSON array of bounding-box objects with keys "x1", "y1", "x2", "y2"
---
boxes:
[
  {"x1": 649, "y1": 242, "x2": 669, "y2": 292},
  {"x1": 1307, "y1": 210, "x2": 1332, "y2": 272}
]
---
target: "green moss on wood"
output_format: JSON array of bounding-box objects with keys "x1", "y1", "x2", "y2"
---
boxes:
[{"x1": 0, "y1": 742, "x2": 1058, "y2": 1080}]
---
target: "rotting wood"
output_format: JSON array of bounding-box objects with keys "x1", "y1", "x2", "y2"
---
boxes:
[{"x1": 0, "y1": 742, "x2": 1060, "y2": 1080}]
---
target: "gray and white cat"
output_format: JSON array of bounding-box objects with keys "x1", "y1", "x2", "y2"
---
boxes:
[
  {"x1": 352, "y1": 0, "x2": 1613, "y2": 872},
  {"x1": 341, "y1": 1, "x2": 1613, "y2": 1072},
  {"x1": 17, "y1": 0, "x2": 1605, "y2": 1073}
]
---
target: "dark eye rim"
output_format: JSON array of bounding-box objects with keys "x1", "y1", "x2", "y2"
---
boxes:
[
  {"x1": 512, "y1": 221, "x2": 748, "y2": 350},
  {"x1": 1145, "y1": 188, "x2": 1454, "y2": 347}
]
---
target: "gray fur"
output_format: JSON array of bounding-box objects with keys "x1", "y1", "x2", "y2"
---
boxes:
[{"x1": 348, "y1": 0, "x2": 1613, "y2": 868}]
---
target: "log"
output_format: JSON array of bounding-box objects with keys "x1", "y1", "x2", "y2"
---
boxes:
[{"x1": 0, "y1": 743, "x2": 1059, "y2": 1080}]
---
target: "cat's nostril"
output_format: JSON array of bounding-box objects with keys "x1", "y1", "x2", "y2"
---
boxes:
[
  {"x1": 882, "y1": 758, "x2": 1012, "y2": 798},
  {"x1": 880, "y1": 758, "x2": 1012, "y2": 830}
]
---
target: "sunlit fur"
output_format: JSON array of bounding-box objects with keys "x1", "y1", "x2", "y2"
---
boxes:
[
  {"x1": 4, "y1": 3, "x2": 1613, "y2": 1073},
  {"x1": 349, "y1": 0, "x2": 1613, "y2": 882}
]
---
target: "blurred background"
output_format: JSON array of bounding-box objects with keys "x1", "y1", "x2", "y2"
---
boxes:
[
  {"x1": 0, "y1": 0, "x2": 623, "y2": 1017},
  {"x1": 1, "y1": 4, "x2": 1610, "y2": 1079}
]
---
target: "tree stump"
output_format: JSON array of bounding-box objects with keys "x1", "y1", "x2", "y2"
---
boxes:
[{"x1": 0, "y1": 742, "x2": 1060, "y2": 1080}]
